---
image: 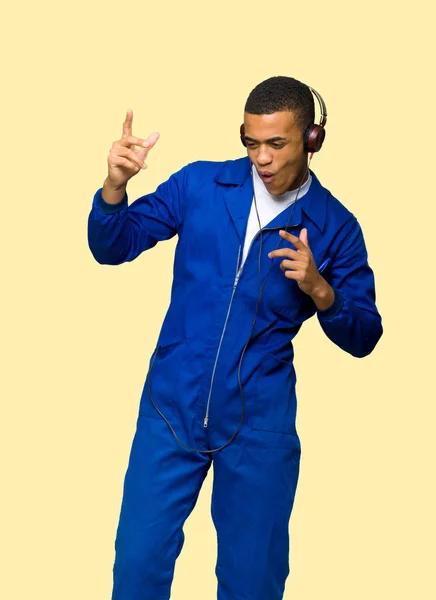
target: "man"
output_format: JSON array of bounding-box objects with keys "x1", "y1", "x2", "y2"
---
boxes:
[{"x1": 88, "y1": 76, "x2": 383, "y2": 600}]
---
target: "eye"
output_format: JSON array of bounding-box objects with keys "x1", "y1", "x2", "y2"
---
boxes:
[{"x1": 271, "y1": 143, "x2": 285, "y2": 149}]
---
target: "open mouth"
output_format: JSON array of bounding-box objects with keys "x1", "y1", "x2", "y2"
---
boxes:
[{"x1": 259, "y1": 172, "x2": 275, "y2": 183}]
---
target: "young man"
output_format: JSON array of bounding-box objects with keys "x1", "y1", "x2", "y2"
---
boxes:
[{"x1": 88, "y1": 76, "x2": 383, "y2": 600}]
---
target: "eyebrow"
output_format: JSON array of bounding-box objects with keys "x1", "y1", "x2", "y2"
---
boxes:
[{"x1": 243, "y1": 136, "x2": 287, "y2": 143}]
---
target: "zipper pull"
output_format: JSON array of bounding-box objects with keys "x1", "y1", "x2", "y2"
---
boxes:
[
  {"x1": 234, "y1": 265, "x2": 242, "y2": 289},
  {"x1": 203, "y1": 416, "x2": 209, "y2": 428}
]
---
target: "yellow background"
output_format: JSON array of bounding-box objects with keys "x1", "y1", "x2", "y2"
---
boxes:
[{"x1": 1, "y1": 0, "x2": 434, "y2": 598}]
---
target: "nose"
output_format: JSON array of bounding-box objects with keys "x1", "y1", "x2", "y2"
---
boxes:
[{"x1": 256, "y1": 144, "x2": 273, "y2": 166}]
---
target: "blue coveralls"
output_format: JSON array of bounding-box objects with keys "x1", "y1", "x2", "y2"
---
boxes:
[{"x1": 87, "y1": 156, "x2": 383, "y2": 600}]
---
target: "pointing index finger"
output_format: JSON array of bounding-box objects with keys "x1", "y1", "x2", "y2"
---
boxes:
[
  {"x1": 268, "y1": 230, "x2": 305, "y2": 258},
  {"x1": 279, "y1": 229, "x2": 305, "y2": 249},
  {"x1": 123, "y1": 109, "x2": 133, "y2": 138},
  {"x1": 118, "y1": 135, "x2": 150, "y2": 148}
]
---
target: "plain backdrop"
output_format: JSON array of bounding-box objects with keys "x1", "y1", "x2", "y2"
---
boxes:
[{"x1": 1, "y1": 1, "x2": 434, "y2": 598}]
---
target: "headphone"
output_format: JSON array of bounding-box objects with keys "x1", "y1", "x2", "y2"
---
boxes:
[{"x1": 240, "y1": 84, "x2": 327, "y2": 155}]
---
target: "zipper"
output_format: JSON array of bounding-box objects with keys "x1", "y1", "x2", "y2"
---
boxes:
[{"x1": 203, "y1": 222, "x2": 300, "y2": 428}]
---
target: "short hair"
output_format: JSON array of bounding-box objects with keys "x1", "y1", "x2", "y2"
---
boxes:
[{"x1": 244, "y1": 76, "x2": 315, "y2": 135}]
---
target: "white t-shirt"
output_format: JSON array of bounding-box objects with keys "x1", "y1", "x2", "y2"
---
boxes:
[{"x1": 239, "y1": 165, "x2": 312, "y2": 270}]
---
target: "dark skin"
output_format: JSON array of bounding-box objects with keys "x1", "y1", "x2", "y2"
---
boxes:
[{"x1": 242, "y1": 110, "x2": 335, "y2": 310}]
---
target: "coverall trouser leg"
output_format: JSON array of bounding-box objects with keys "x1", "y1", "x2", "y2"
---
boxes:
[
  {"x1": 111, "y1": 415, "x2": 212, "y2": 600},
  {"x1": 210, "y1": 426, "x2": 301, "y2": 600}
]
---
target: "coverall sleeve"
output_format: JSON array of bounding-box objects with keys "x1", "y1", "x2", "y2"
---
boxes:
[
  {"x1": 316, "y1": 217, "x2": 383, "y2": 358},
  {"x1": 87, "y1": 164, "x2": 187, "y2": 265}
]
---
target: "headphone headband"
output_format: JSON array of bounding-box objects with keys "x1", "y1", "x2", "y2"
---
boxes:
[
  {"x1": 307, "y1": 85, "x2": 327, "y2": 128},
  {"x1": 302, "y1": 84, "x2": 327, "y2": 153}
]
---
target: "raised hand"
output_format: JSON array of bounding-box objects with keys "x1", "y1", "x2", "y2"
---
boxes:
[{"x1": 106, "y1": 109, "x2": 160, "y2": 190}]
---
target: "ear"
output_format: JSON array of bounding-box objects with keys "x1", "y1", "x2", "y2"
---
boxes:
[{"x1": 240, "y1": 124, "x2": 246, "y2": 147}]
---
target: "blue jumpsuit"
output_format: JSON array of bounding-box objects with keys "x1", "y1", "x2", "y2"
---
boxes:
[{"x1": 87, "y1": 156, "x2": 383, "y2": 599}]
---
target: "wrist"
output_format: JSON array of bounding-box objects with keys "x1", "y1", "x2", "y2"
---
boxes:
[
  {"x1": 104, "y1": 176, "x2": 127, "y2": 191},
  {"x1": 102, "y1": 178, "x2": 127, "y2": 205},
  {"x1": 310, "y1": 277, "x2": 335, "y2": 311}
]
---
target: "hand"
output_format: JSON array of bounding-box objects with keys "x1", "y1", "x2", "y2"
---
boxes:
[
  {"x1": 106, "y1": 109, "x2": 160, "y2": 190},
  {"x1": 268, "y1": 228, "x2": 325, "y2": 296}
]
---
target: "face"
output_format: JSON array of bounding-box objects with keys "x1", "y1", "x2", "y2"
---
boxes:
[{"x1": 242, "y1": 110, "x2": 307, "y2": 195}]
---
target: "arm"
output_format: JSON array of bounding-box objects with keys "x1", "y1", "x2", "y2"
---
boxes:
[
  {"x1": 316, "y1": 217, "x2": 383, "y2": 358},
  {"x1": 87, "y1": 164, "x2": 187, "y2": 265}
]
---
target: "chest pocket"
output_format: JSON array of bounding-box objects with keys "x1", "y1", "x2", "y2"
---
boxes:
[{"x1": 252, "y1": 252, "x2": 334, "y2": 330}]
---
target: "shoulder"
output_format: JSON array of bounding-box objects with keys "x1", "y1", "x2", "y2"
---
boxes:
[
  {"x1": 325, "y1": 181, "x2": 356, "y2": 222},
  {"x1": 312, "y1": 177, "x2": 371, "y2": 263},
  {"x1": 312, "y1": 172, "x2": 362, "y2": 237},
  {"x1": 182, "y1": 156, "x2": 250, "y2": 183}
]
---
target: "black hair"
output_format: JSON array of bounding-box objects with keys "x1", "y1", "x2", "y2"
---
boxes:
[{"x1": 244, "y1": 76, "x2": 315, "y2": 134}]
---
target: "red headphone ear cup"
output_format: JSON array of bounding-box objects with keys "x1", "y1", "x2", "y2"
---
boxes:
[
  {"x1": 304, "y1": 124, "x2": 326, "y2": 153},
  {"x1": 240, "y1": 124, "x2": 247, "y2": 147}
]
